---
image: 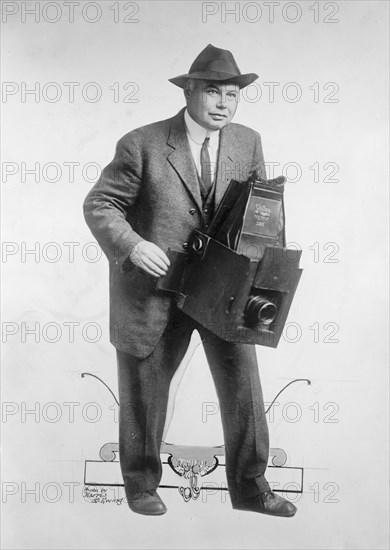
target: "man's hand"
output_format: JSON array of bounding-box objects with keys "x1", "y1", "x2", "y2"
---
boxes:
[{"x1": 129, "y1": 241, "x2": 171, "y2": 278}]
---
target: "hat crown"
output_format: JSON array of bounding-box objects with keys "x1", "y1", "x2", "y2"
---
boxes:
[
  {"x1": 188, "y1": 44, "x2": 241, "y2": 78},
  {"x1": 168, "y1": 44, "x2": 258, "y2": 89}
]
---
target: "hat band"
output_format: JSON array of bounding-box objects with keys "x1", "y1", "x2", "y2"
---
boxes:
[{"x1": 187, "y1": 70, "x2": 242, "y2": 81}]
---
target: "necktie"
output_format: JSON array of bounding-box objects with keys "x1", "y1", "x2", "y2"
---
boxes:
[{"x1": 200, "y1": 136, "x2": 212, "y2": 193}]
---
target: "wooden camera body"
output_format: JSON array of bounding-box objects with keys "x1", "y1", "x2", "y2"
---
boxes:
[{"x1": 157, "y1": 176, "x2": 302, "y2": 348}]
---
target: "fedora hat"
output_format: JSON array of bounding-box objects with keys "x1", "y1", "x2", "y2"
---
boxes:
[{"x1": 169, "y1": 44, "x2": 258, "y2": 89}]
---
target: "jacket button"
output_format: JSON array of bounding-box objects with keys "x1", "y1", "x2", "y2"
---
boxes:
[
  {"x1": 182, "y1": 242, "x2": 189, "y2": 250},
  {"x1": 189, "y1": 208, "x2": 196, "y2": 215}
]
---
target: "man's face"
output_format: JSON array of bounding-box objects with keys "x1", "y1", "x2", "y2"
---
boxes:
[{"x1": 185, "y1": 80, "x2": 239, "y2": 131}]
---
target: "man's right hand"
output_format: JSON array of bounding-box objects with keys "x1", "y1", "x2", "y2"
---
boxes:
[{"x1": 129, "y1": 240, "x2": 171, "y2": 278}]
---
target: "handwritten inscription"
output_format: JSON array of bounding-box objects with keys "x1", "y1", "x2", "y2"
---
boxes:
[{"x1": 83, "y1": 485, "x2": 124, "y2": 505}]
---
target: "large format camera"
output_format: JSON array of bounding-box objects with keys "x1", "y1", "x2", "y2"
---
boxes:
[{"x1": 157, "y1": 175, "x2": 302, "y2": 348}]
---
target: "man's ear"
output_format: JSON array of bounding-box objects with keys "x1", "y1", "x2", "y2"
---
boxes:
[{"x1": 183, "y1": 85, "x2": 191, "y2": 101}]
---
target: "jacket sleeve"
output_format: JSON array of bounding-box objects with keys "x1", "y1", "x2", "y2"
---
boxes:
[
  {"x1": 252, "y1": 130, "x2": 285, "y2": 242},
  {"x1": 252, "y1": 131, "x2": 267, "y2": 180},
  {"x1": 83, "y1": 132, "x2": 144, "y2": 269}
]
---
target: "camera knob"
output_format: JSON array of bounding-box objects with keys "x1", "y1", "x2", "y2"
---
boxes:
[{"x1": 192, "y1": 237, "x2": 204, "y2": 253}]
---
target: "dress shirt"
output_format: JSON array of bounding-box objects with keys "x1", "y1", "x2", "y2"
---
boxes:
[{"x1": 184, "y1": 109, "x2": 220, "y2": 182}]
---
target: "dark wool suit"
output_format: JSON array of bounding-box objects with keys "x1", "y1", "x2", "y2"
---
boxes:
[{"x1": 83, "y1": 108, "x2": 271, "y2": 506}]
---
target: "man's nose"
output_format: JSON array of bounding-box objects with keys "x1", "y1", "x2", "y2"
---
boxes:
[{"x1": 217, "y1": 94, "x2": 228, "y2": 108}]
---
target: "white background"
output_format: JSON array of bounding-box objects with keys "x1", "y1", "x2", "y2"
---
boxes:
[{"x1": 1, "y1": 1, "x2": 389, "y2": 548}]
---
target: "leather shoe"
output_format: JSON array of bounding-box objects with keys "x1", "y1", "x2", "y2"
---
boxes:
[
  {"x1": 235, "y1": 490, "x2": 297, "y2": 517},
  {"x1": 127, "y1": 490, "x2": 167, "y2": 516}
]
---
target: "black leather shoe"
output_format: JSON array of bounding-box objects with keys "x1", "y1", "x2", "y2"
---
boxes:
[
  {"x1": 127, "y1": 490, "x2": 167, "y2": 516},
  {"x1": 235, "y1": 490, "x2": 297, "y2": 517},
  {"x1": 259, "y1": 490, "x2": 297, "y2": 517}
]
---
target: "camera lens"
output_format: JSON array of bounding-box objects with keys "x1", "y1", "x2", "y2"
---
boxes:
[{"x1": 245, "y1": 296, "x2": 277, "y2": 326}]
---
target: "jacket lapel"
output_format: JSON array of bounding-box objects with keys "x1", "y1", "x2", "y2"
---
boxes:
[
  {"x1": 166, "y1": 109, "x2": 243, "y2": 211},
  {"x1": 167, "y1": 109, "x2": 203, "y2": 211}
]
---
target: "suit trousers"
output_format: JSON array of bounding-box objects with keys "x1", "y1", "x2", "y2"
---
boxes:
[{"x1": 116, "y1": 308, "x2": 270, "y2": 507}]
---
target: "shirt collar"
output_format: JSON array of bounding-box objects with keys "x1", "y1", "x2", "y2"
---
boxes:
[{"x1": 184, "y1": 109, "x2": 220, "y2": 147}]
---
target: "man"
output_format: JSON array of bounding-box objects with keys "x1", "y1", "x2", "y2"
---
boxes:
[{"x1": 83, "y1": 44, "x2": 296, "y2": 518}]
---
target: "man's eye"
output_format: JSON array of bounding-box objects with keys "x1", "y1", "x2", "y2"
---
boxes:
[
  {"x1": 207, "y1": 89, "x2": 218, "y2": 95},
  {"x1": 227, "y1": 92, "x2": 237, "y2": 99}
]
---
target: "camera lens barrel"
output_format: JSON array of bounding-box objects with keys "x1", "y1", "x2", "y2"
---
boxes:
[{"x1": 245, "y1": 295, "x2": 277, "y2": 326}]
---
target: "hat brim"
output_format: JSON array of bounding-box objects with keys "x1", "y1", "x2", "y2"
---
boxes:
[{"x1": 168, "y1": 71, "x2": 259, "y2": 89}]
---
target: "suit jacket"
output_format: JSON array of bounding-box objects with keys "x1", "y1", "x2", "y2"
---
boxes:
[{"x1": 83, "y1": 107, "x2": 266, "y2": 358}]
